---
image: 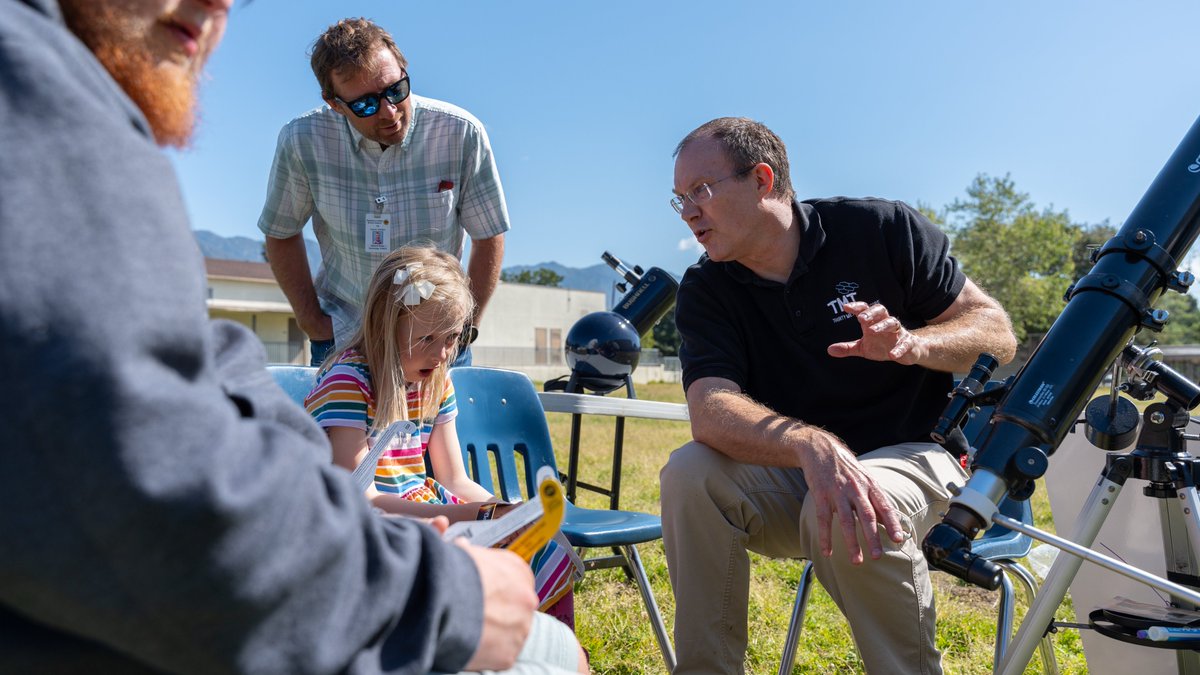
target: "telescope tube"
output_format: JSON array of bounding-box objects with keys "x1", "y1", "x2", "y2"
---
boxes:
[{"x1": 924, "y1": 115, "x2": 1200, "y2": 584}]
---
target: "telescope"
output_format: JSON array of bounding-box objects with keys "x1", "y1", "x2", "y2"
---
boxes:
[
  {"x1": 557, "y1": 251, "x2": 680, "y2": 394},
  {"x1": 923, "y1": 114, "x2": 1200, "y2": 586},
  {"x1": 601, "y1": 251, "x2": 679, "y2": 336}
]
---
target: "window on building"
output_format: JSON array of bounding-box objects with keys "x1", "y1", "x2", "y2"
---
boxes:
[{"x1": 534, "y1": 327, "x2": 563, "y2": 365}]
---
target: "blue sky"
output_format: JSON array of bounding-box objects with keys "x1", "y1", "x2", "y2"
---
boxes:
[{"x1": 173, "y1": 1, "x2": 1200, "y2": 278}]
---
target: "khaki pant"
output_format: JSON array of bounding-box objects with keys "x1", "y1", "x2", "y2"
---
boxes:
[{"x1": 659, "y1": 441, "x2": 968, "y2": 674}]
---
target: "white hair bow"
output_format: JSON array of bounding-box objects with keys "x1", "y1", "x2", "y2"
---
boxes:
[{"x1": 393, "y1": 263, "x2": 436, "y2": 306}]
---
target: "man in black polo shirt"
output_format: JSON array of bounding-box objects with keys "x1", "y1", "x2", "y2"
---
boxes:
[{"x1": 660, "y1": 117, "x2": 1017, "y2": 674}]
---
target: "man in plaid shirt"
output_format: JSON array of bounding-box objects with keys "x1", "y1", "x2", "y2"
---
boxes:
[{"x1": 259, "y1": 18, "x2": 509, "y2": 366}]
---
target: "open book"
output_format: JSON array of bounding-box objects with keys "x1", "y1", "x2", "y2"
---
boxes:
[{"x1": 442, "y1": 466, "x2": 568, "y2": 563}]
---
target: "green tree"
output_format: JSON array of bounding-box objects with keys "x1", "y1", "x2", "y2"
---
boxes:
[
  {"x1": 943, "y1": 174, "x2": 1080, "y2": 342},
  {"x1": 1152, "y1": 290, "x2": 1200, "y2": 345},
  {"x1": 1066, "y1": 221, "x2": 1200, "y2": 344},
  {"x1": 651, "y1": 311, "x2": 680, "y2": 356},
  {"x1": 1071, "y1": 221, "x2": 1117, "y2": 280},
  {"x1": 501, "y1": 267, "x2": 563, "y2": 287}
]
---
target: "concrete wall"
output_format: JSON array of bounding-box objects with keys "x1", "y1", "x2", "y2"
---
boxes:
[
  {"x1": 470, "y1": 283, "x2": 683, "y2": 385},
  {"x1": 476, "y1": 281, "x2": 606, "y2": 348}
]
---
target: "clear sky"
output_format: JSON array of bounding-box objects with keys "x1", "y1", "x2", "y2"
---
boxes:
[{"x1": 172, "y1": 1, "x2": 1200, "y2": 278}]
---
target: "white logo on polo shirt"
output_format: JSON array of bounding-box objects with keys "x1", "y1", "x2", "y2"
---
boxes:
[{"x1": 827, "y1": 281, "x2": 860, "y2": 322}]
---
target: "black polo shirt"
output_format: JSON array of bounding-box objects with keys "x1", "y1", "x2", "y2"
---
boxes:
[{"x1": 677, "y1": 197, "x2": 965, "y2": 455}]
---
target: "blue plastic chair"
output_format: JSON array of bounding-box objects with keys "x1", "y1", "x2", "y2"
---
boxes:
[
  {"x1": 449, "y1": 366, "x2": 676, "y2": 671},
  {"x1": 777, "y1": 394, "x2": 1058, "y2": 675},
  {"x1": 266, "y1": 364, "x2": 318, "y2": 407}
]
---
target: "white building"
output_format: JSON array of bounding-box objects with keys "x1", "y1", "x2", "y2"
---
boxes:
[
  {"x1": 473, "y1": 281, "x2": 607, "y2": 382},
  {"x1": 203, "y1": 258, "x2": 676, "y2": 384},
  {"x1": 205, "y1": 258, "x2": 307, "y2": 364},
  {"x1": 478, "y1": 282, "x2": 677, "y2": 385}
]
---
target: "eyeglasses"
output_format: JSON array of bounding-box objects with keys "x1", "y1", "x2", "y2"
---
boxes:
[
  {"x1": 670, "y1": 166, "x2": 755, "y2": 214},
  {"x1": 335, "y1": 76, "x2": 411, "y2": 118}
]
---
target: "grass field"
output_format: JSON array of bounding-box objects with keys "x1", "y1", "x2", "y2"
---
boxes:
[{"x1": 541, "y1": 381, "x2": 1089, "y2": 674}]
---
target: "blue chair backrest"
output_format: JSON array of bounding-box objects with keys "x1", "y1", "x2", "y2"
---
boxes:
[
  {"x1": 449, "y1": 367, "x2": 559, "y2": 503},
  {"x1": 267, "y1": 365, "x2": 319, "y2": 408}
]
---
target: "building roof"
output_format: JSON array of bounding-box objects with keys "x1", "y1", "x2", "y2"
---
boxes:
[
  {"x1": 205, "y1": 258, "x2": 277, "y2": 282},
  {"x1": 206, "y1": 298, "x2": 295, "y2": 314}
]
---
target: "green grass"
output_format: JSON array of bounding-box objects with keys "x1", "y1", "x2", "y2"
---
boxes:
[{"x1": 542, "y1": 381, "x2": 1089, "y2": 674}]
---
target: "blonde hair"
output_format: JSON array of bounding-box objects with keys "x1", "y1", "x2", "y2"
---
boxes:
[{"x1": 340, "y1": 246, "x2": 474, "y2": 431}]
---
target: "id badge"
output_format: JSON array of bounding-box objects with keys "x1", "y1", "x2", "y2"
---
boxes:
[{"x1": 365, "y1": 214, "x2": 391, "y2": 253}]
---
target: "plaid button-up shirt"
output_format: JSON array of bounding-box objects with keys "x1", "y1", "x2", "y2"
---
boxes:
[{"x1": 258, "y1": 95, "x2": 510, "y2": 343}]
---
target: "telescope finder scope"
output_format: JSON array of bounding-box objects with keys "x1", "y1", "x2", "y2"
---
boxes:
[
  {"x1": 601, "y1": 251, "x2": 642, "y2": 286},
  {"x1": 930, "y1": 353, "x2": 1000, "y2": 445}
]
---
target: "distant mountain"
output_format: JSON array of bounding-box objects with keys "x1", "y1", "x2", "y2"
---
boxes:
[
  {"x1": 193, "y1": 230, "x2": 264, "y2": 261},
  {"x1": 193, "y1": 230, "x2": 321, "y2": 274},
  {"x1": 503, "y1": 261, "x2": 621, "y2": 300}
]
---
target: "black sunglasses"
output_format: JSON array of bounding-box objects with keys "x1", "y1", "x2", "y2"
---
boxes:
[
  {"x1": 335, "y1": 76, "x2": 411, "y2": 118},
  {"x1": 458, "y1": 324, "x2": 479, "y2": 350}
]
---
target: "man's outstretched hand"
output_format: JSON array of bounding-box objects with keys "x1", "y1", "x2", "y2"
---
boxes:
[{"x1": 827, "y1": 301, "x2": 924, "y2": 365}]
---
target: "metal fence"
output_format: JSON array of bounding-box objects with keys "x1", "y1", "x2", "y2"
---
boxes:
[
  {"x1": 262, "y1": 341, "x2": 305, "y2": 365},
  {"x1": 472, "y1": 346, "x2": 676, "y2": 369}
]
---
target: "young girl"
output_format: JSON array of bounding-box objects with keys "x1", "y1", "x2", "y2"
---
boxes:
[{"x1": 304, "y1": 245, "x2": 577, "y2": 624}]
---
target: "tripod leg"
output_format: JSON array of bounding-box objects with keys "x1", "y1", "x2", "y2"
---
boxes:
[
  {"x1": 998, "y1": 473, "x2": 1125, "y2": 675},
  {"x1": 1165, "y1": 488, "x2": 1200, "y2": 585},
  {"x1": 1161, "y1": 489, "x2": 1200, "y2": 674}
]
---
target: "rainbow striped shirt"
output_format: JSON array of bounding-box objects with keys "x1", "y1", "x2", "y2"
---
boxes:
[
  {"x1": 304, "y1": 349, "x2": 577, "y2": 610},
  {"x1": 304, "y1": 349, "x2": 460, "y2": 503}
]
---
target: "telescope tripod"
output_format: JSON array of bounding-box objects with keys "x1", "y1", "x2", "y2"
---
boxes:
[
  {"x1": 999, "y1": 393, "x2": 1200, "y2": 673},
  {"x1": 921, "y1": 112, "x2": 1200, "y2": 674}
]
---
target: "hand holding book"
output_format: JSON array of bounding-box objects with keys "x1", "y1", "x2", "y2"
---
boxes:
[{"x1": 441, "y1": 466, "x2": 565, "y2": 562}]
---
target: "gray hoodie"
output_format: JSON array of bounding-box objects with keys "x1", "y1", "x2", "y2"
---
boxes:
[{"x1": 0, "y1": 1, "x2": 484, "y2": 672}]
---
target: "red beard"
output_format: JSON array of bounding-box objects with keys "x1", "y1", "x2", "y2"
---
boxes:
[{"x1": 60, "y1": 1, "x2": 199, "y2": 148}]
